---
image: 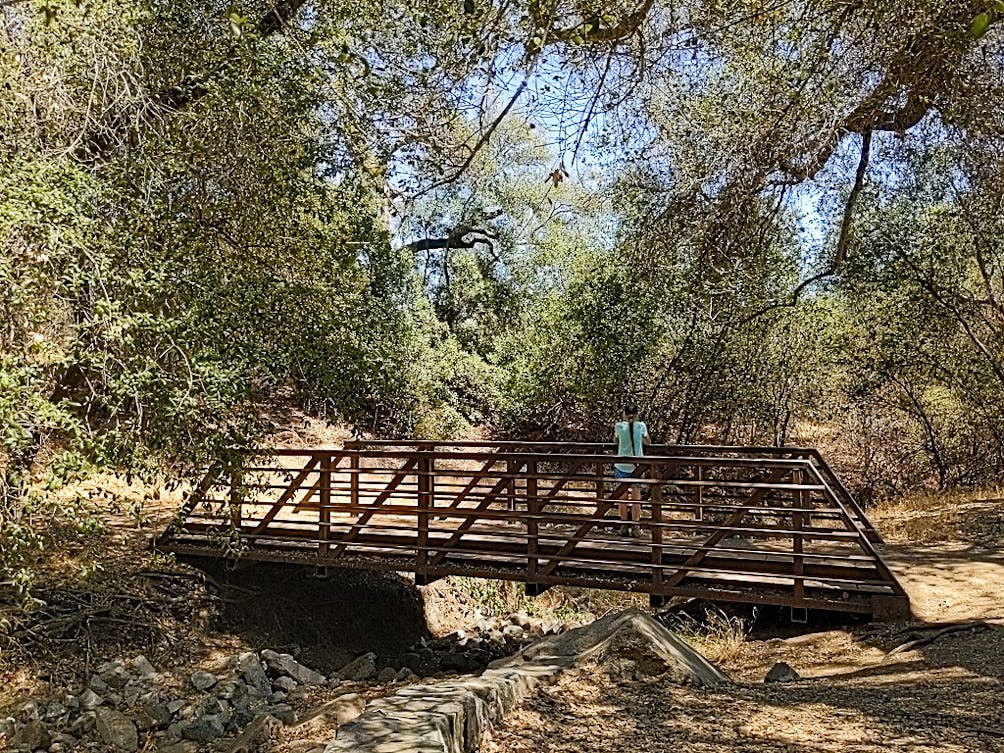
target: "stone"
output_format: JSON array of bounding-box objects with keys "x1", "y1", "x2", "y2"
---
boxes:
[
  {"x1": 509, "y1": 612, "x2": 532, "y2": 629},
  {"x1": 269, "y1": 691, "x2": 288, "y2": 703},
  {"x1": 166, "y1": 700, "x2": 185, "y2": 715},
  {"x1": 238, "y1": 652, "x2": 272, "y2": 696},
  {"x1": 237, "y1": 654, "x2": 273, "y2": 694},
  {"x1": 764, "y1": 662, "x2": 800, "y2": 683},
  {"x1": 486, "y1": 629, "x2": 505, "y2": 645},
  {"x1": 266, "y1": 703, "x2": 297, "y2": 725},
  {"x1": 0, "y1": 716, "x2": 16, "y2": 741},
  {"x1": 52, "y1": 732, "x2": 78, "y2": 747},
  {"x1": 124, "y1": 683, "x2": 143, "y2": 707},
  {"x1": 17, "y1": 701, "x2": 40, "y2": 723},
  {"x1": 95, "y1": 708, "x2": 139, "y2": 751},
  {"x1": 228, "y1": 713, "x2": 284, "y2": 752},
  {"x1": 99, "y1": 660, "x2": 132, "y2": 689},
  {"x1": 157, "y1": 740, "x2": 197, "y2": 753},
  {"x1": 136, "y1": 700, "x2": 173, "y2": 729},
  {"x1": 88, "y1": 675, "x2": 109, "y2": 693},
  {"x1": 273, "y1": 676, "x2": 298, "y2": 692},
  {"x1": 69, "y1": 712, "x2": 96, "y2": 737},
  {"x1": 190, "y1": 670, "x2": 218, "y2": 691},
  {"x1": 376, "y1": 666, "x2": 398, "y2": 683},
  {"x1": 262, "y1": 649, "x2": 326, "y2": 686},
  {"x1": 337, "y1": 652, "x2": 378, "y2": 682},
  {"x1": 44, "y1": 701, "x2": 67, "y2": 720},
  {"x1": 181, "y1": 715, "x2": 225, "y2": 742},
  {"x1": 132, "y1": 655, "x2": 158, "y2": 679},
  {"x1": 9, "y1": 720, "x2": 51, "y2": 751},
  {"x1": 294, "y1": 694, "x2": 365, "y2": 736},
  {"x1": 440, "y1": 652, "x2": 482, "y2": 673},
  {"x1": 502, "y1": 608, "x2": 730, "y2": 686},
  {"x1": 502, "y1": 624, "x2": 526, "y2": 642},
  {"x1": 396, "y1": 667, "x2": 418, "y2": 682}
]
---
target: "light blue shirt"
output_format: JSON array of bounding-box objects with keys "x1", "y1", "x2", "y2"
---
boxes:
[{"x1": 614, "y1": 420, "x2": 648, "y2": 472}]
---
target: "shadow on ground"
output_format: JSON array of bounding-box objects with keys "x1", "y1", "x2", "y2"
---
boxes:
[{"x1": 183, "y1": 560, "x2": 428, "y2": 672}]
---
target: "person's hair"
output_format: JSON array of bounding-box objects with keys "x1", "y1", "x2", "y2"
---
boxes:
[{"x1": 622, "y1": 403, "x2": 638, "y2": 417}]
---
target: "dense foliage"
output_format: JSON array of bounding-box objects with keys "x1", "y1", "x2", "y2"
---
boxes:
[{"x1": 4, "y1": 0, "x2": 1004, "y2": 584}]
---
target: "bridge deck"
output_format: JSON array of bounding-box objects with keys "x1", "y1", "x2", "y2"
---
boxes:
[{"x1": 156, "y1": 443, "x2": 910, "y2": 620}]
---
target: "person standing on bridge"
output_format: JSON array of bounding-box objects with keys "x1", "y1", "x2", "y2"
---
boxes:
[{"x1": 614, "y1": 403, "x2": 649, "y2": 538}]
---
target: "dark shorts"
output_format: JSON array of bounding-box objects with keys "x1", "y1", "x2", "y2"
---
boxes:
[{"x1": 614, "y1": 467, "x2": 635, "y2": 480}]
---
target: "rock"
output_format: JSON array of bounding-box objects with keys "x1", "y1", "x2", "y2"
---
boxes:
[
  {"x1": 0, "y1": 716, "x2": 16, "y2": 740},
  {"x1": 486, "y1": 629, "x2": 505, "y2": 645},
  {"x1": 294, "y1": 693, "x2": 365, "y2": 736},
  {"x1": 9, "y1": 720, "x2": 51, "y2": 750},
  {"x1": 440, "y1": 652, "x2": 482, "y2": 673},
  {"x1": 51, "y1": 732, "x2": 78, "y2": 750},
  {"x1": 502, "y1": 624, "x2": 526, "y2": 642},
  {"x1": 376, "y1": 666, "x2": 398, "y2": 683},
  {"x1": 215, "y1": 679, "x2": 241, "y2": 700},
  {"x1": 273, "y1": 675, "x2": 298, "y2": 692},
  {"x1": 136, "y1": 700, "x2": 173, "y2": 729},
  {"x1": 337, "y1": 652, "x2": 377, "y2": 682},
  {"x1": 227, "y1": 713, "x2": 283, "y2": 753},
  {"x1": 764, "y1": 662, "x2": 800, "y2": 683},
  {"x1": 509, "y1": 612, "x2": 532, "y2": 629},
  {"x1": 88, "y1": 675, "x2": 109, "y2": 693},
  {"x1": 181, "y1": 715, "x2": 226, "y2": 742},
  {"x1": 95, "y1": 708, "x2": 138, "y2": 751},
  {"x1": 44, "y1": 701, "x2": 67, "y2": 720},
  {"x1": 269, "y1": 691, "x2": 288, "y2": 703},
  {"x1": 395, "y1": 667, "x2": 417, "y2": 682},
  {"x1": 237, "y1": 652, "x2": 271, "y2": 696},
  {"x1": 262, "y1": 650, "x2": 326, "y2": 686},
  {"x1": 157, "y1": 742, "x2": 197, "y2": 753},
  {"x1": 63, "y1": 695, "x2": 79, "y2": 713},
  {"x1": 132, "y1": 655, "x2": 158, "y2": 679},
  {"x1": 190, "y1": 670, "x2": 218, "y2": 691},
  {"x1": 166, "y1": 700, "x2": 185, "y2": 715},
  {"x1": 69, "y1": 712, "x2": 96, "y2": 737},
  {"x1": 261, "y1": 650, "x2": 323, "y2": 690},
  {"x1": 502, "y1": 607, "x2": 730, "y2": 686},
  {"x1": 123, "y1": 683, "x2": 143, "y2": 707},
  {"x1": 98, "y1": 660, "x2": 132, "y2": 689},
  {"x1": 266, "y1": 703, "x2": 296, "y2": 725},
  {"x1": 17, "y1": 701, "x2": 40, "y2": 723}
]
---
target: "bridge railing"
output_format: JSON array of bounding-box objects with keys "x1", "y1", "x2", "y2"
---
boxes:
[
  {"x1": 343, "y1": 439, "x2": 880, "y2": 543},
  {"x1": 159, "y1": 445, "x2": 907, "y2": 617}
]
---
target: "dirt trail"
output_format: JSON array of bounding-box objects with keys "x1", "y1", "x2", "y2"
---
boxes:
[{"x1": 485, "y1": 495, "x2": 1004, "y2": 753}]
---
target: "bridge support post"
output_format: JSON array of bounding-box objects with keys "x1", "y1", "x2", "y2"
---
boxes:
[
  {"x1": 792, "y1": 468, "x2": 805, "y2": 602},
  {"x1": 417, "y1": 452, "x2": 432, "y2": 577},
  {"x1": 319, "y1": 453, "x2": 332, "y2": 558},
  {"x1": 651, "y1": 461, "x2": 664, "y2": 600},
  {"x1": 526, "y1": 458, "x2": 539, "y2": 587},
  {"x1": 229, "y1": 456, "x2": 243, "y2": 531}
]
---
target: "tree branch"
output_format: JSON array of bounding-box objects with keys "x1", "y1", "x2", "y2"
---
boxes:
[{"x1": 835, "y1": 129, "x2": 872, "y2": 266}]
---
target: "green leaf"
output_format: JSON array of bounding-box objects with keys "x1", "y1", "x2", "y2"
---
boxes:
[
  {"x1": 463, "y1": 0, "x2": 475, "y2": 15},
  {"x1": 971, "y1": 12, "x2": 991, "y2": 38}
]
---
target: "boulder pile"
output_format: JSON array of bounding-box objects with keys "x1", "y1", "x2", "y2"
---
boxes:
[
  {"x1": 1, "y1": 650, "x2": 334, "y2": 752},
  {"x1": 0, "y1": 610, "x2": 565, "y2": 752}
]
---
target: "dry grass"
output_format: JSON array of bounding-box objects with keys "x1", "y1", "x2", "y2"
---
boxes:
[{"x1": 870, "y1": 487, "x2": 1004, "y2": 546}]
